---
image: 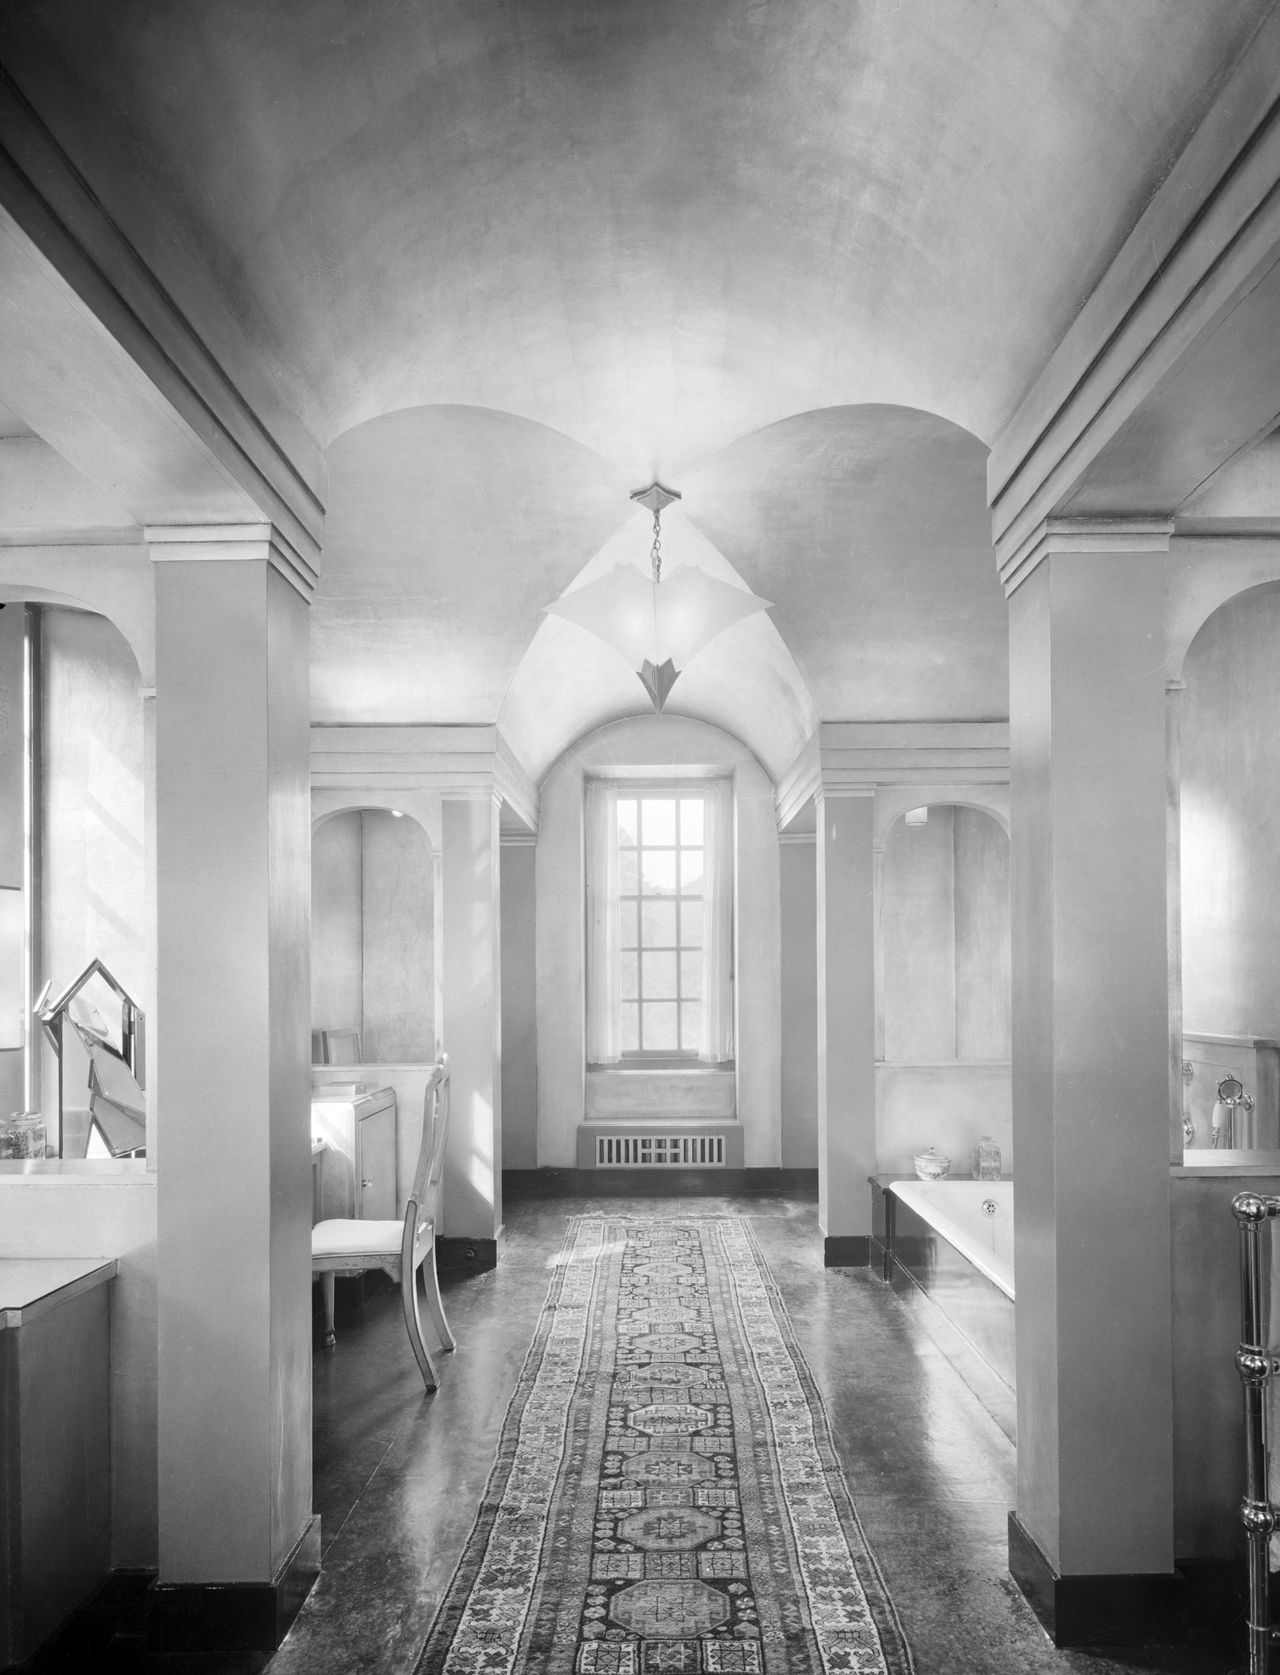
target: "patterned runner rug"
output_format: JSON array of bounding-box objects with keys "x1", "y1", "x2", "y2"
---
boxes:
[{"x1": 416, "y1": 1216, "x2": 914, "y2": 1675}]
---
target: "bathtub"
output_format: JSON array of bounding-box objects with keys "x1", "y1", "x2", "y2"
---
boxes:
[{"x1": 870, "y1": 1176, "x2": 1016, "y2": 1400}]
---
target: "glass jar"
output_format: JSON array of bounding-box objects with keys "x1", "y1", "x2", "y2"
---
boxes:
[
  {"x1": 0, "y1": 1113, "x2": 47, "y2": 1159},
  {"x1": 972, "y1": 1135, "x2": 1001, "y2": 1181}
]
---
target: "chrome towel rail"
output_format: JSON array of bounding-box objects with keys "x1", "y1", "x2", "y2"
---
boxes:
[{"x1": 1233, "y1": 1192, "x2": 1280, "y2": 1674}]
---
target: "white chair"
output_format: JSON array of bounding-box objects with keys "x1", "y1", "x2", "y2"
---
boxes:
[{"x1": 311, "y1": 1053, "x2": 456, "y2": 1390}]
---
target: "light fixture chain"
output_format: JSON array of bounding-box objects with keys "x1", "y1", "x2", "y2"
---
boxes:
[{"x1": 651, "y1": 509, "x2": 662, "y2": 583}]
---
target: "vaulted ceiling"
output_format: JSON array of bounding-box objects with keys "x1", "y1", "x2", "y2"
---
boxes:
[{"x1": 0, "y1": 0, "x2": 1271, "y2": 780}]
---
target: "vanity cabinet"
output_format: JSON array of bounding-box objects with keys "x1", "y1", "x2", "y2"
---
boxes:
[
  {"x1": 310, "y1": 1087, "x2": 397, "y2": 1220},
  {"x1": 1, "y1": 1258, "x2": 116, "y2": 1667}
]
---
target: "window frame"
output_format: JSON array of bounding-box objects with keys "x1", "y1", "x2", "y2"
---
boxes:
[
  {"x1": 585, "y1": 776, "x2": 733, "y2": 1068},
  {"x1": 616, "y1": 787, "x2": 706, "y2": 1059}
]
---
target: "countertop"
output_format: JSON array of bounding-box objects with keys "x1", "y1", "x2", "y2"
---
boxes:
[{"x1": 0, "y1": 1256, "x2": 117, "y2": 1325}]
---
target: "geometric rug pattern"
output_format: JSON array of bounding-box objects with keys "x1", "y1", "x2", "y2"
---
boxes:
[{"x1": 415, "y1": 1217, "x2": 914, "y2": 1674}]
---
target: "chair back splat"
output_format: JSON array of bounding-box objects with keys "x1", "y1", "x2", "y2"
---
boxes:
[{"x1": 311, "y1": 1052, "x2": 456, "y2": 1391}]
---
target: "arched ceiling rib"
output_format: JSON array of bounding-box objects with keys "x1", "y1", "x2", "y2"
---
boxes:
[{"x1": 317, "y1": 402, "x2": 999, "y2": 778}]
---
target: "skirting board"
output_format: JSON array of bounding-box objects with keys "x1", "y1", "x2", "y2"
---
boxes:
[
  {"x1": 148, "y1": 1514, "x2": 320, "y2": 1654},
  {"x1": 503, "y1": 1167, "x2": 819, "y2": 1199},
  {"x1": 1007, "y1": 1513, "x2": 1189, "y2": 1648},
  {"x1": 823, "y1": 1235, "x2": 870, "y2": 1268},
  {"x1": 437, "y1": 1234, "x2": 502, "y2": 1271}
]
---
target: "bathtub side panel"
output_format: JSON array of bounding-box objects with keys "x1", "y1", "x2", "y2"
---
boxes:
[{"x1": 887, "y1": 1190, "x2": 1017, "y2": 1389}]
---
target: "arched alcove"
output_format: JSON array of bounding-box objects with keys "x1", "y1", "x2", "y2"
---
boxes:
[
  {"x1": 534, "y1": 713, "x2": 780, "y2": 1172},
  {"x1": 1179, "y1": 581, "x2": 1280, "y2": 1149},
  {"x1": 311, "y1": 807, "x2": 435, "y2": 1064},
  {"x1": 0, "y1": 599, "x2": 148, "y2": 1155},
  {"x1": 882, "y1": 804, "x2": 1010, "y2": 1062},
  {"x1": 877, "y1": 802, "x2": 1011, "y2": 1176}
]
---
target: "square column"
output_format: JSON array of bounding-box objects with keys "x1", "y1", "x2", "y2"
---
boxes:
[
  {"x1": 440, "y1": 791, "x2": 503, "y2": 1261},
  {"x1": 1006, "y1": 523, "x2": 1175, "y2": 1637},
  {"x1": 149, "y1": 526, "x2": 317, "y2": 1646},
  {"x1": 815, "y1": 787, "x2": 876, "y2": 1264}
]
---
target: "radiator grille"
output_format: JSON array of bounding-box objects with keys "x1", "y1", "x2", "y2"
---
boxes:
[{"x1": 595, "y1": 1133, "x2": 725, "y2": 1168}]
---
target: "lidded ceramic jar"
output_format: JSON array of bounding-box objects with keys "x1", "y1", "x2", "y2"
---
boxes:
[{"x1": 912, "y1": 1146, "x2": 951, "y2": 1181}]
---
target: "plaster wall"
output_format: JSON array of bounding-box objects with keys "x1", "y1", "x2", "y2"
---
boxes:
[
  {"x1": 0, "y1": 606, "x2": 23, "y2": 1110},
  {"x1": 311, "y1": 810, "x2": 433, "y2": 1061},
  {"x1": 359, "y1": 812, "x2": 433, "y2": 1062},
  {"x1": 875, "y1": 1062, "x2": 1012, "y2": 1177},
  {"x1": 882, "y1": 805, "x2": 1009, "y2": 1064},
  {"x1": 1181, "y1": 586, "x2": 1280, "y2": 1041},
  {"x1": 883, "y1": 810, "x2": 956, "y2": 1061},
  {"x1": 0, "y1": 605, "x2": 22, "y2": 881},
  {"x1": 535, "y1": 716, "x2": 781, "y2": 1168},
  {"x1": 500, "y1": 842, "x2": 538, "y2": 1170},
  {"x1": 780, "y1": 839, "x2": 818, "y2": 1168},
  {"x1": 0, "y1": 1166, "x2": 157, "y2": 1568},
  {"x1": 954, "y1": 808, "x2": 1011, "y2": 1060},
  {"x1": 39, "y1": 606, "x2": 146, "y2": 1136},
  {"x1": 311, "y1": 813, "x2": 362, "y2": 1044}
]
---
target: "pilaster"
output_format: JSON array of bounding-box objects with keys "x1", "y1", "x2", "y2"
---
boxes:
[
  {"x1": 815, "y1": 786, "x2": 875, "y2": 1264},
  {"x1": 148, "y1": 524, "x2": 317, "y2": 1641},
  {"x1": 1007, "y1": 519, "x2": 1175, "y2": 1630},
  {"x1": 439, "y1": 789, "x2": 504, "y2": 1264}
]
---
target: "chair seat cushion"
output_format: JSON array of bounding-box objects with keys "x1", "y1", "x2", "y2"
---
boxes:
[{"x1": 312, "y1": 1218, "x2": 403, "y2": 1258}]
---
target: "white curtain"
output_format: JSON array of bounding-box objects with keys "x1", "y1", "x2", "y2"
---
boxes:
[
  {"x1": 699, "y1": 778, "x2": 734, "y2": 1063},
  {"x1": 585, "y1": 780, "x2": 621, "y2": 1064}
]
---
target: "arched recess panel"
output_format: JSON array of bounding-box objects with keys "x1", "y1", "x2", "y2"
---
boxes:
[
  {"x1": 311, "y1": 808, "x2": 434, "y2": 1064},
  {"x1": 882, "y1": 805, "x2": 1010, "y2": 1063},
  {"x1": 36, "y1": 604, "x2": 147, "y2": 1153},
  {"x1": 1180, "y1": 582, "x2": 1280, "y2": 1149},
  {"x1": 876, "y1": 803, "x2": 1011, "y2": 1178}
]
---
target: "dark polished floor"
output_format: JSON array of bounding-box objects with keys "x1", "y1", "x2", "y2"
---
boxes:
[{"x1": 262, "y1": 1186, "x2": 1245, "y2": 1675}]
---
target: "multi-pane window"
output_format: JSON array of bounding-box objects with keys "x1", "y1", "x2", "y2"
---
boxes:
[{"x1": 617, "y1": 792, "x2": 705, "y2": 1054}]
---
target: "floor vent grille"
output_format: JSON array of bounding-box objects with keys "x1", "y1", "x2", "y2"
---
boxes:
[{"x1": 595, "y1": 1133, "x2": 726, "y2": 1168}]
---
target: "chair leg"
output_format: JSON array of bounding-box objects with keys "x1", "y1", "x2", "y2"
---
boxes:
[
  {"x1": 422, "y1": 1246, "x2": 456, "y2": 1353},
  {"x1": 321, "y1": 1272, "x2": 337, "y2": 1349},
  {"x1": 401, "y1": 1262, "x2": 440, "y2": 1392}
]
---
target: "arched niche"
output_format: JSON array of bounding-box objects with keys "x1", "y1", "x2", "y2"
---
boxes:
[
  {"x1": 875, "y1": 800, "x2": 1011, "y2": 1177},
  {"x1": 881, "y1": 802, "x2": 1010, "y2": 1064},
  {"x1": 0, "y1": 598, "x2": 148, "y2": 1155},
  {"x1": 1179, "y1": 581, "x2": 1280, "y2": 1149},
  {"x1": 310, "y1": 806, "x2": 437, "y2": 1065}
]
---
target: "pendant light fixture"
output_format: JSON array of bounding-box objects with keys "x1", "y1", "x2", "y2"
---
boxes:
[{"x1": 543, "y1": 483, "x2": 770, "y2": 711}]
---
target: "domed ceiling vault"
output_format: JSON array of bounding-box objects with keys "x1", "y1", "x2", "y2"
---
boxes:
[{"x1": 0, "y1": 0, "x2": 1272, "y2": 784}]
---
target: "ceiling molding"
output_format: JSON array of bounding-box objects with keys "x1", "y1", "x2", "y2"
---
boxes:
[
  {"x1": 998, "y1": 516, "x2": 1174, "y2": 598},
  {"x1": 0, "y1": 526, "x2": 142, "y2": 548},
  {"x1": 146, "y1": 522, "x2": 318, "y2": 603},
  {"x1": 0, "y1": 76, "x2": 324, "y2": 562},
  {"x1": 775, "y1": 722, "x2": 1010, "y2": 827},
  {"x1": 988, "y1": 9, "x2": 1280, "y2": 564},
  {"x1": 774, "y1": 734, "x2": 820, "y2": 832},
  {"x1": 816, "y1": 721, "x2": 1009, "y2": 788},
  {"x1": 310, "y1": 723, "x2": 539, "y2": 834}
]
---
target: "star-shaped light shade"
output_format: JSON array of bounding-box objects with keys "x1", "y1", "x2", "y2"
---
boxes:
[{"x1": 544, "y1": 562, "x2": 771, "y2": 710}]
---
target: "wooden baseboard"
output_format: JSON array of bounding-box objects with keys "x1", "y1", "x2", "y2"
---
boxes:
[
  {"x1": 148, "y1": 1514, "x2": 320, "y2": 1654},
  {"x1": 1007, "y1": 1512, "x2": 1190, "y2": 1648},
  {"x1": 436, "y1": 1234, "x2": 502, "y2": 1271}
]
